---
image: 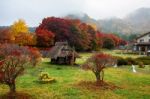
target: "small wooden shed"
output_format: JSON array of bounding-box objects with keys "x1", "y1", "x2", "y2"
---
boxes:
[{"x1": 49, "y1": 42, "x2": 80, "y2": 65}]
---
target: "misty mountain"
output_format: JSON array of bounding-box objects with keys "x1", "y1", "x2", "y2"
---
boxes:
[
  {"x1": 29, "y1": 27, "x2": 36, "y2": 32},
  {"x1": 66, "y1": 8, "x2": 150, "y2": 35},
  {"x1": 98, "y1": 18, "x2": 133, "y2": 34},
  {"x1": 124, "y1": 8, "x2": 150, "y2": 34},
  {"x1": 66, "y1": 13, "x2": 97, "y2": 24},
  {"x1": 66, "y1": 13, "x2": 100, "y2": 29},
  {"x1": 0, "y1": 26, "x2": 9, "y2": 29}
]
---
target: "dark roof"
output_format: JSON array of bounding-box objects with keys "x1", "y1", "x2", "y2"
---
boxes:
[
  {"x1": 55, "y1": 42, "x2": 68, "y2": 46},
  {"x1": 49, "y1": 42, "x2": 80, "y2": 59},
  {"x1": 136, "y1": 32, "x2": 150, "y2": 40},
  {"x1": 135, "y1": 42, "x2": 150, "y2": 46}
]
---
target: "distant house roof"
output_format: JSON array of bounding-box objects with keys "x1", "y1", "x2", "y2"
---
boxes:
[
  {"x1": 136, "y1": 32, "x2": 150, "y2": 40},
  {"x1": 49, "y1": 42, "x2": 80, "y2": 59},
  {"x1": 135, "y1": 42, "x2": 150, "y2": 46},
  {"x1": 55, "y1": 42, "x2": 68, "y2": 46}
]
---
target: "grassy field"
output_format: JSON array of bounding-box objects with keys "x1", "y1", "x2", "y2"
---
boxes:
[
  {"x1": 0, "y1": 51, "x2": 150, "y2": 99},
  {"x1": 102, "y1": 49, "x2": 142, "y2": 58}
]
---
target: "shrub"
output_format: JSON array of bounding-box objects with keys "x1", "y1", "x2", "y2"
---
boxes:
[
  {"x1": 116, "y1": 57, "x2": 138, "y2": 66},
  {"x1": 0, "y1": 44, "x2": 30, "y2": 93},
  {"x1": 102, "y1": 38, "x2": 115, "y2": 49},
  {"x1": 138, "y1": 61, "x2": 145, "y2": 68},
  {"x1": 82, "y1": 53, "x2": 115, "y2": 82},
  {"x1": 116, "y1": 57, "x2": 128, "y2": 66},
  {"x1": 126, "y1": 57, "x2": 137, "y2": 65},
  {"x1": 28, "y1": 47, "x2": 42, "y2": 66},
  {"x1": 116, "y1": 56, "x2": 150, "y2": 66},
  {"x1": 136, "y1": 56, "x2": 150, "y2": 65},
  {"x1": 117, "y1": 52, "x2": 139, "y2": 55}
]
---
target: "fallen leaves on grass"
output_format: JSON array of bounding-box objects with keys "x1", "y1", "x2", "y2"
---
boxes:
[
  {"x1": 0, "y1": 92, "x2": 31, "y2": 99},
  {"x1": 75, "y1": 81, "x2": 121, "y2": 90}
]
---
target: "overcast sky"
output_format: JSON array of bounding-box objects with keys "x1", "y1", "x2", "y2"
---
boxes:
[{"x1": 0, "y1": 0, "x2": 150, "y2": 26}]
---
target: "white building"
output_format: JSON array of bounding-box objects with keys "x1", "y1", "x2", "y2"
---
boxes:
[{"x1": 133, "y1": 32, "x2": 150, "y2": 56}]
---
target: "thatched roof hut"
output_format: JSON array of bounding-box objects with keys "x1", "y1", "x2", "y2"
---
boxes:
[{"x1": 49, "y1": 42, "x2": 80, "y2": 65}]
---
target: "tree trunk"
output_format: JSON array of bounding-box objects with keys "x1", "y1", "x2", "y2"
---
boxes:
[
  {"x1": 8, "y1": 82, "x2": 16, "y2": 93},
  {"x1": 94, "y1": 70, "x2": 105, "y2": 83},
  {"x1": 101, "y1": 70, "x2": 104, "y2": 82},
  {"x1": 94, "y1": 71, "x2": 101, "y2": 82}
]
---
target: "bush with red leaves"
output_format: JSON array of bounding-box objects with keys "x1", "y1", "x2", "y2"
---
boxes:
[
  {"x1": 82, "y1": 53, "x2": 115, "y2": 82},
  {"x1": 27, "y1": 47, "x2": 42, "y2": 66},
  {"x1": 0, "y1": 44, "x2": 30, "y2": 93}
]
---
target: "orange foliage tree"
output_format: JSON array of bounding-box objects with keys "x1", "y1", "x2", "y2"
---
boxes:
[
  {"x1": 15, "y1": 32, "x2": 36, "y2": 46},
  {"x1": 0, "y1": 28, "x2": 14, "y2": 44}
]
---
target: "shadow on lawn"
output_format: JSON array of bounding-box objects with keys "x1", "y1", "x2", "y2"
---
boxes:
[{"x1": 0, "y1": 92, "x2": 31, "y2": 99}]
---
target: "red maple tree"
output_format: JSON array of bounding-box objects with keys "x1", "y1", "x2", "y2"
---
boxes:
[
  {"x1": 82, "y1": 53, "x2": 115, "y2": 82},
  {"x1": 0, "y1": 44, "x2": 30, "y2": 93}
]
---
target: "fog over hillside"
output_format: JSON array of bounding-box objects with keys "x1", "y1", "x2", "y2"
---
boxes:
[
  {"x1": 66, "y1": 8, "x2": 150, "y2": 35},
  {"x1": 1, "y1": 8, "x2": 150, "y2": 35}
]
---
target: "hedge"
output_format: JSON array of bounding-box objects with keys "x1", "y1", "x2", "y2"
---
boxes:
[{"x1": 136, "y1": 56, "x2": 150, "y2": 65}]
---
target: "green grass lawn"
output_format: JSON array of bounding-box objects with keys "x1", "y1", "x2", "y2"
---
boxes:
[
  {"x1": 0, "y1": 51, "x2": 150, "y2": 99},
  {"x1": 102, "y1": 49, "x2": 141, "y2": 58}
]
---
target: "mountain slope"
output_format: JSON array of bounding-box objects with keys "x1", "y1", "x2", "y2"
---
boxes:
[
  {"x1": 125, "y1": 8, "x2": 150, "y2": 34},
  {"x1": 66, "y1": 8, "x2": 150, "y2": 35}
]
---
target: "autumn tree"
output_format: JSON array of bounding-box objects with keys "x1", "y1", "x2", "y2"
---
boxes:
[
  {"x1": 15, "y1": 32, "x2": 36, "y2": 46},
  {"x1": 36, "y1": 29, "x2": 55, "y2": 47},
  {"x1": 119, "y1": 39, "x2": 127, "y2": 46},
  {"x1": 36, "y1": 17, "x2": 97, "y2": 51},
  {"x1": 82, "y1": 53, "x2": 115, "y2": 82},
  {"x1": 96, "y1": 32, "x2": 104, "y2": 49},
  {"x1": 78, "y1": 23, "x2": 96, "y2": 50},
  {"x1": 106, "y1": 34, "x2": 121, "y2": 47},
  {"x1": 102, "y1": 37, "x2": 115, "y2": 49},
  {"x1": 0, "y1": 44, "x2": 30, "y2": 93},
  {"x1": 0, "y1": 28, "x2": 14, "y2": 44},
  {"x1": 10, "y1": 19, "x2": 29, "y2": 37},
  {"x1": 36, "y1": 17, "x2": 71, "y2": 42},
  {"x1": 67, "y1": 22, "x2": 92, "y2": 51},
  {"x1": 96, "y1": 32, "x2": 126, "y2": 49}
]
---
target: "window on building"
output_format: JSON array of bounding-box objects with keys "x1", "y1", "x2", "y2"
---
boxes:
[{"x1": 140, "y1": 39, "x2": 144, "y2": 42}]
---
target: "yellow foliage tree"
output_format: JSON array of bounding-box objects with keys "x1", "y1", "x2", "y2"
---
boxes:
[
  {"x1": 88, "y1": 23, "x2": 97, "y2": 31},
  {"x1": 11, "y1": 19, "x2": 29, "y2": 36},
  {"x1": 15, "y1": 32, "x2": 36, "y2": 46}
]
